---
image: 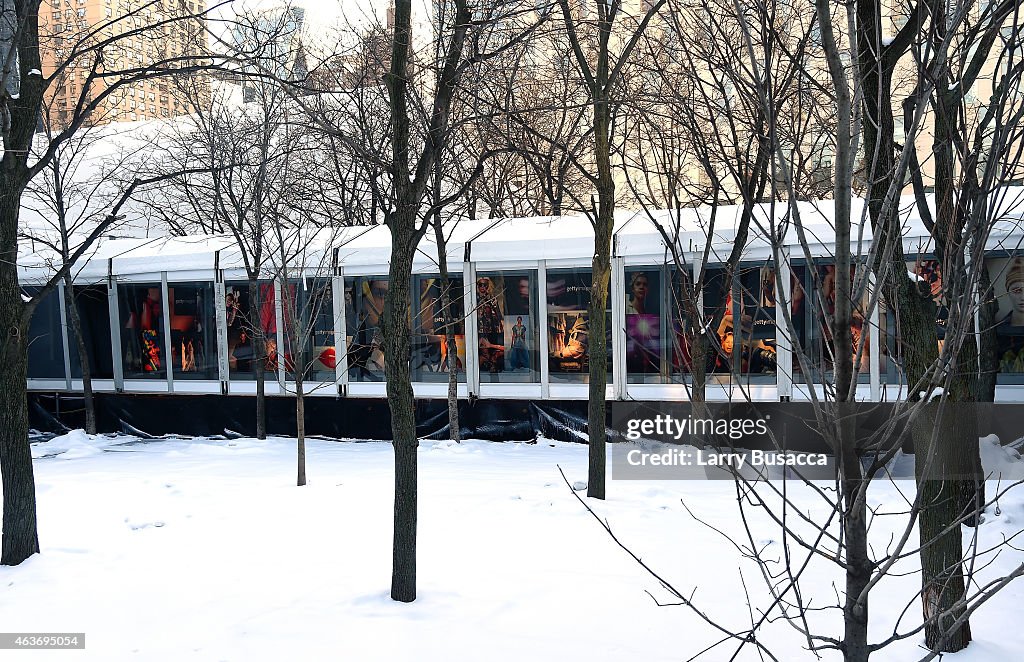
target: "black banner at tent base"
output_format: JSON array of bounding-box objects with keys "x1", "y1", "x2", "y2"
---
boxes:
[
  {"x1": 27, "y1": 392, "x2": 591, "y2": 442},
  {"x1": 27, "y1": 394, "x2": 1024, "y2": 455}
]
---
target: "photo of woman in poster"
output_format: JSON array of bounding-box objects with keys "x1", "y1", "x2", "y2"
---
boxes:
[
  {"x1": 628, "y1": 271, "x2": 650, "y2": 314},
  {"x1": 476, "y1": 276, "x2": 505, "y2": 372},
  {"x1": 625, "y1": 271, "x2": 660, "y2": 374},
  {"x1": 550, "y1": 312, "x2": 588, "y2": 364},
  {"x1": 167, "y1": 286, "x2": 207, "y2": 376},
  {"x1": 814, "y1": 264, "x2": 868, "y2": 372},
  {"x1": 506, "y1": 276, "x2": 531, "y2": 316},
  {"x1": 345, "y1": 277, "x2": 388, "y2": 380},
  {"x1": 996, "y1": 257, "x2": 1024, "y2": 373}
]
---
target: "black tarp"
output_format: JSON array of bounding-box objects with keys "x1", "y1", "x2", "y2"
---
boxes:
[
  {"x1": 27, "y1": 392, "x2": 1024, "y2": 452},
  {"x1": 28, "y1": 392, "x2": 591, "y2": 442}
]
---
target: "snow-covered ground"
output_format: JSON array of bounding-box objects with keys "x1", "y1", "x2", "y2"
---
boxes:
[{"x1": 3, "y1": 432, "x2": 1024, "y2": 661}]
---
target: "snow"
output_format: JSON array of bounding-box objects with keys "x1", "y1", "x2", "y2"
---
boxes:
[{"x1": 2, "y1": 433, "x2": 1024, "y2": 661}]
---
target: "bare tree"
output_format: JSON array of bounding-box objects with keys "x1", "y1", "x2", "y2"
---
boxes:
[
  {"x1": 283, "y1": 0, "x2": 547, "y2": 602},
  {"x1": 151, "y1": 62, "x2": 303, "y2": 440},
  {"x1": 555, "y1": 0, "x2": 668, "y2": 500},
  {"x1": 620, "y1": 0, "x2": 831, "y2": 410},
  {"x1": 853, "y1": 0, "x2": 1024, "y2": 650},
  {"x1": 20, "y1": 116, "x2": 130, "y2": 435},
  {"x1": 0, "y1": 0, "x2": 226, "y2": 566}
]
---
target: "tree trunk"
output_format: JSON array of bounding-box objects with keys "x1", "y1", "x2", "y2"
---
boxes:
[
  {"x1": 290, "y1": 279, "x2": 307, "y2": 487},
  {"x1": 296, "y1": 375, "x2": 306, "y2": 487},
  {"x1": 249, "y1": 278, "x2": 267, "y2": 440},
  {"x1": 840, "y1": 420, "x2": 871, "y2": 662},
  {"x1": 64, "y1": 276, "x2": 96, "y2": 434},
  {"x1": 917, "y1": 11, "x2": 977, "y2": 648},
  {"x1": 586, "y1": 51, "x2": 615, "y2": 499},
  {"x1": 444, "y1": 324, "x2": 459, "y2": 442},
  {"x1": 855, "y1": 0, "x2": 974, "y2": 649},
  {"x1": 588, "y1": 232, "x2": 611, "y2": 500},
  {"x1": 0, "y1": 183, "x2": 40, "y2": 566},
  {"x1": 433, "y1": 199, "x2": 460, "y2": 442},
  {"x1": 915, "y1": 403, "x2": 972, "y2": 652},
  {"x1": 386, "y1": 223, "x2": 418, "y2": 602}
]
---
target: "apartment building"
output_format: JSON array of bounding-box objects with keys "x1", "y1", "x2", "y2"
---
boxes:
[{"x1": 38, "y1": 0, "x2": 207, "y2": 127}]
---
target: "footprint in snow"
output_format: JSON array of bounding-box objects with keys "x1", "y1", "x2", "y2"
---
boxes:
[{"x1": 125, "y1": 518, "x2": 165, "y2": 531}]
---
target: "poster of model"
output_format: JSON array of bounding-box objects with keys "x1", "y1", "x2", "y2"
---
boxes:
[
  {"x1": 988, "y1": 255, "x2": 1024, "y2": 373},
  {"x1": 625, "y1": 269, "x2": 660, "y2": 375},
  {"x1": 415, "y1": 276, "x2": 466, "y2": 378},
  {"x1": 547, "y1": 271, "x2": 594, "y2": 374}
]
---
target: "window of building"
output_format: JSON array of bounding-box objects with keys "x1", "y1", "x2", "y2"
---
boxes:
[
  {"x1": 67, "y1": 285, "x2": 114, "y2": 380},
  {"x1": 625, "y1": 267, "x2": 666, "y2": 383},
  {"x1": 26, "y1": 287, "x2": 66, "y2": 379},
  {"x1": 698, "y1": 266, "x2": 778, "y2": 378},
  {"x1": 546, "y1": 268, "x2": 612, "y2": 383},
  {"x1": 167, "y1": 282, "x2": 218, "y2": 380},
  {"x1": 987, "y1": 256, "x2": 1024, "y2": 382},
  {"x1": 790, "y1": 264, "x2": 873, "y2": 382},
  {"x1": 344, "y1": 276, "x2": 389, "y2": 382},
  {"x1": 412, "y1": 274, "x2": 465, "y2": 383},
  {"x1": 301, "y1": 278, "x2": 336, "y2": 383},
  {"x1": 477, "y1": 270, "x2": 540, "y2": 383},
  {"x1": 225, "y1": 281, "x2": 278, "y2": 380},
  {"x1": 118, "y1": 283, "x2": 166, "y2": 379}
]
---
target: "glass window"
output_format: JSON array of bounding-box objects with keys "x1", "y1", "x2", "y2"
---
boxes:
[
  {"x1": 26, "y1": 287, "x2": 66, "y2": 379},
  {"x1": 168, "y1": 282, "x2": 217, "y2": 380},
  {"x1": 989, "y1": 255, "x2": 1024, "y2": 378},
  {"x1": 68, "y1": 285, "x2": 114, "y2": 379},
  {"x1": 735, "y1": 266, "x2": 778, "y2": 376},
  {"x1": 700, "y1": 266, "x2": 778, "y2": 378},
  {"x1": 625, "y1": 268, "x2": 667, "y2": 383},
  {"x1": 119, "y1": 283, "x2": 166, "y2": 379},
  {"x1": 478, "y1": 271, "x2": 540, "y2": 383},
  {"x1": 670, "y1": 267, "x2": 696, "y2": 378},
  {"x1": 702, "y1": 267, "x2": 733, "y2": 375},
  {"x1": 225, "y1": 281, "x2": 278, "y2": 379},
  {"x1": 792, "y1": 264, "x2": 871, "y2": 381},
  {"x1": 277, "y1": 281, "x2": 299, "y2": 375},
  {"x1": 547, "y1": 268, "x2": 612, "y2": 383},
  {"x1": 345, "y1": 276, "x2": 388, "y2": 382},
  {"x1": 412, "y1": 274, "x2": 465, "y2": 382},
  {"x1": 303, "y1": 278, "x2": 336, "y2": 382}
]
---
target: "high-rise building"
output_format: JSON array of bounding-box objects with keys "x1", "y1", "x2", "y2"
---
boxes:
[
  {"x1": 37, "y1": 0, "x2": 208, "y2": 127},
  {"x1": 231, "y1": 4, "x2": 307, "y2": 103}
]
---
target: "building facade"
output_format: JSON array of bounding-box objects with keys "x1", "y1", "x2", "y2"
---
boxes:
[{"x1": 38, "y1": 0, "x2": 207, "y2": 126}]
